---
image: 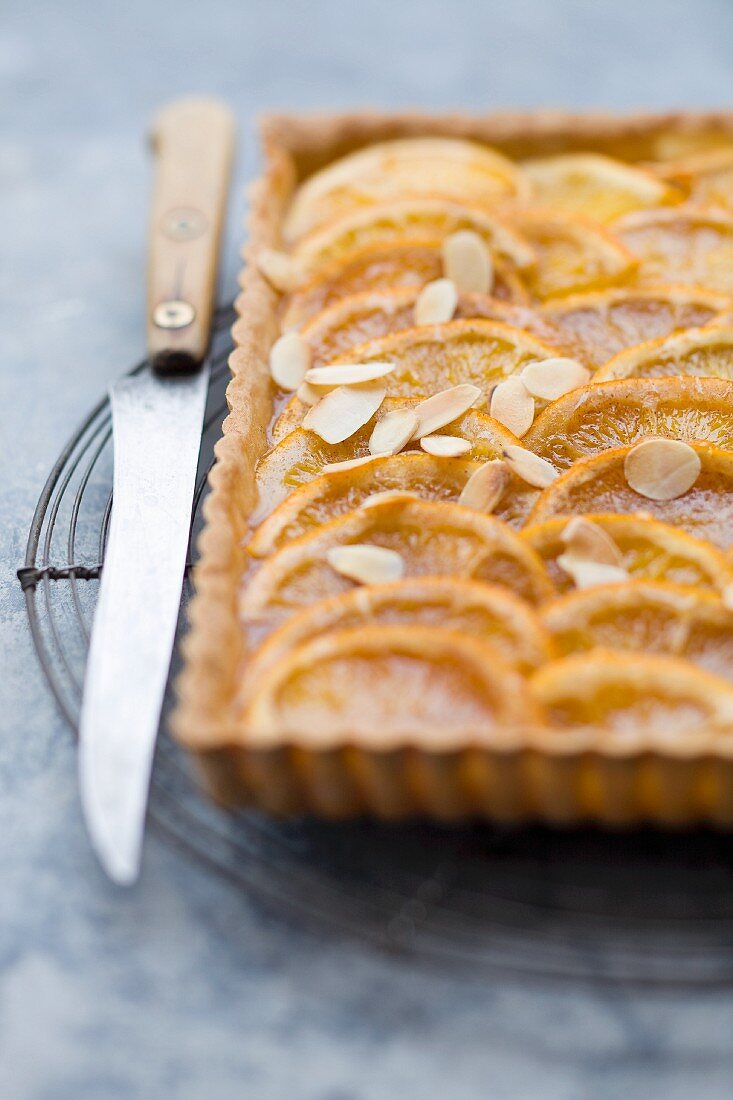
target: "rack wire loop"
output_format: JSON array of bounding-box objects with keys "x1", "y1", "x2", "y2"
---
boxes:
[{"x1": 19, "y1": 304, "x2": 733, "y2": 987}]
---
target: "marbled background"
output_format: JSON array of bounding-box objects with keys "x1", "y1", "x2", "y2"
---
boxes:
[{"x1": 4, "y1": 1, "x2": 733, "y2": 1096}]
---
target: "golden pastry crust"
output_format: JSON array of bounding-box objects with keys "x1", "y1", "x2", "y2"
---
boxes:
[{"x1": 174, "y1": 110, "x2": 733, "y2": 824}]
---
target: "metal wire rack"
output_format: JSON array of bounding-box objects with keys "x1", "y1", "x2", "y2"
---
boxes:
[{"x1": 20, "y1": 305, "x2": 733, "y2": 986}]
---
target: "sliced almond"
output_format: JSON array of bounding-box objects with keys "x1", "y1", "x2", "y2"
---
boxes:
[
  {"x1": 322, "y1": 453, "x2": 390, "y2": 474},
  {"x1": 256, "y1": 248, "x2": 304, "y2": 293},
  {"x1": 303, "y1": 384, "x2": 387, "y2": 445},
  {"x1": 557, "y1": 554, "x2": 629, "y2": 590},
  {"x1": 360, "y1": 490, "x2": 418, "y2": 508},
  {"x1": 502, "y1": 445, "x2": 559, "y2": 489},
  {"x1": 623, "y1": 439, "x2": 701, "y2": 501},
  {"x1": 297, "y1": 381, "x2": 322, "y2": 406},
  {"x1": 458, "y1": 460, "x2": 510, "y2": 513},
  {"x1": 441, "y1": 230, "x2": 493, "y2": 294},
  {"x1": 369, "y1": 408, "x2": 419, "y2": 456},
  {"x1": 411, "y1": 384, "x2": 482, "y2": 440},
  {"x1": 269, "y1": 332, "x2": 311, "y2": 390},
  {"x1": 305, "y1": 360, "x2": 395, "y2": 386},
  {"x1": 520, "y1": 358, "x2": 591, "y2": 401},
  {"x1": 420, "y1": 434, "x2": 472, "y2": 457},
  {"x1": 414, "y1": 278, "x2": 459, "y2": 325},
  {"x1": 560, "y1": 516, "x2": 624, "y2": 567},
  {"x1": 326, "y1": 544, "x2": 405, "y2": 585},
  {"x1": 489, "y1": 377, "x2": 535, "y2": 438}
]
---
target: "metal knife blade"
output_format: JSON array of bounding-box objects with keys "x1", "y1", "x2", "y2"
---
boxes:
[
  {"x1": 78, "y1": 98, "x2": 234, "y2": 883},
  {"x1": 79, "y1": 365, "x2": 209, "y2": 883}
]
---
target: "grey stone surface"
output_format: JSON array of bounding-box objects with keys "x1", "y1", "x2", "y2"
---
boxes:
[{"x1": 4, "y1": 0, "x2": 733, "y2": 1096}]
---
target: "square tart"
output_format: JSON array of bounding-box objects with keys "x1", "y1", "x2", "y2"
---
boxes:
[{"x1": 172, "y1": 111, "x2": 733, "y2": 827}]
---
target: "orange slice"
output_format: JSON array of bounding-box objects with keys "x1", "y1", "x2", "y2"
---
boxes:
[
  {"x1": 615, "y1": 207, "x2": 733, "y2": 294},
  {"x1": 541, "y1": 581, "x2": 733, "y2": 679},
  {"x1": 653, "y1": 147, "x2": 733, "y2": 211},
  {"x1": 526, "y1": 443, "x2": 733, "y2": 550},
  {"x1": 530, "y1": 652, "x2": 733, "y2": 742},
  {"x1": 241, "y1": 578, "x2": 554, "y2": 710},
  {"x1": 594, "y1": 324, "x2": 733, "y2": 381},
  {"x1": 240, "y1": 497, "x2": 555, "y2": 633},
  {"x1": 256, "y1": 401, "x2": 518, "y2": 515},
  {"x1": 524, "y1": 377, "x2": 733, "y2": 469},
  {"x1": 247, "y1": 452, "x2": 484, "y2": 556},
  {"x1": 522, "y1": 514, "x2": 733, "y2": 594},
  {"x1": 272, "y1": 319, "x2": 559, "y2": 437},
  {"x1": 282, "y1": 137, "x2": 529, "y2": 242},
  {"x1": 290, "y1": 199, "x2": 535, "y2": 277},
  {"x1": 299, "y1": 287, "x2": 561, "y2": 367},
  {"x1": 541, "y1": 286, "x2": 728, "y2": 369},
  {"x1": 280, "y1": 241, "x2": 530, "y2": 330},
  {"x1": 242, "y1": 625, "x2": 541, "y2": 749},
  {"x1": 506, "y1": 210, "x2": 636, "y2": 299},
  {"x1": 521, "y1": 153, "x2": 679, "y2": 223}
]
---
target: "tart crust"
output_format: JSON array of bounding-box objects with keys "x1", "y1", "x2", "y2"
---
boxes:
[{"x1": 174, "y1": 110, "x2": 733, "y2": 825}]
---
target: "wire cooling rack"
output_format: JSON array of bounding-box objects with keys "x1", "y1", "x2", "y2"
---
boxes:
[{"x1": 19, "y1": 305, "x2": 733, "y2": 985}]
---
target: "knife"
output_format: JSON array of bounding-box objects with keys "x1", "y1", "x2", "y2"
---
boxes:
[{"x1": 79, "y1": 97, "x2": 235, "y2": 884}]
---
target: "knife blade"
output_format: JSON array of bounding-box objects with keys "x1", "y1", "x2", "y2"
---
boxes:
[{"x1": 79, "y1": 98, "x2": 235, "y2": 884}]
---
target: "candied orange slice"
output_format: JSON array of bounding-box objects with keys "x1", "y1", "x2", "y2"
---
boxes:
[
  {"x1": 273, "y1": 319, "x2": 559, "y2": 436},
  {"x1": 300, "y1": 287, "x2": 560, "y2": 367},
  {"x1": 524, "y1": 377, "x2": 733, "y2": 469},
  {"x1": 526, "y1": 444, "x2": 733, "y2": 550},
  {"x1": 521, "y1": 153, "x2": 679, "y2": 224},
  {"x1": 594, "y1": 324, "x2": 733, "y2": 381},
  {"x1": 256, "y1": 401, "x2": 517, "y2": 515},
  {"x1": 541, "y1": 581, "x2": 733, "y2": 679},
  {"x1": 281, "y1": 241, "x2": 529, "y2": 329},
  {"x1": 530, "y1": 652, "x2": 733, "y2": 741},
  {"x1": 291, "y1": 200, "x2": 535, "y2": 276},
  {"x1": 282, "y1": 137, "x2": 528, "y2": 242},
  {"x1": 242, "y1": 625, "x2": 542, "y2": 748},
  {"x1": 522, "y1": 514, "x2": 733, "y2": 594},
  {"x1": 653, "y1": 147, "x2": 733, "y2": 211},
  {"x1": 541, "y1": 286, "x2": 728, "y2": 368},
  {"x1": 615, "y1": 208, "x2": 733, "y2": 294},
  {"x1": 241, "y1": 578, "x2": 554, "y2": 708},
  {"x1": 240, "y1": 497, "x2": 554, "y2": 632},
  {"x1": 248, "y1": 453, "x2": 484, "y2": 556},
  {"x1": 507, "y1": 210, "x2": 636, "y2": 299}
]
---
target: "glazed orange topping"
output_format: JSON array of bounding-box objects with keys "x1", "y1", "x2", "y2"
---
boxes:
[{"x1": 244, "y1": 135, "x2": 733, "y2": 744}]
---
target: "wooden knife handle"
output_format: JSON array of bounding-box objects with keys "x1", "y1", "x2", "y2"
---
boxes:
[{"x1": 147, "y1": 97, "x2": 235, "y2": 372}]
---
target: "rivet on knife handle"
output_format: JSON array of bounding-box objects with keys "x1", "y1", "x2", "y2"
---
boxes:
[{"x1": 147, "y1": 97, "x2": 235, "y2": 372}]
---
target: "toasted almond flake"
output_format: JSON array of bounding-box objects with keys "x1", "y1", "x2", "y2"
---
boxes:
[
  {"x1": 623, "y1": 439, "x2": 701, "y2": 501},
  {"x1": 502, "y1": 445, "x2": 559, "y2": 489},
  {"x1": 360, "y1": 490, "x2": 418, "y2": 508},
  {"x1": 414, "y1": 278, "x2": 459, "y2": 325},
  {"x1": 326, "y1": 544, "x2": 405, "y2": 585},
  {"x1": 410, "y1": 384, "x2": 482, "y2": 440},
  {"x1": 441, "y1": 230, "x2": 493, "y2": 294},
  {"x1": 269, "y1": 332, "x2": 311, "y2": 390},
  {"x1": 557, "y1": 554, "x2": 629, "y2": 589},
  {"x1": 256, "y1": 248, "x2": 304, "y2": 292},
  {"x1": 369, "y1": 407, "x2": 419, "y2": 455},
  {"x1": 420, "y1": 434, "x2": 472, "y2": 457},
  {"x1": 489, "y1": 377, "x2": 535, "y2": 438},
  {"x1": 322, "y1": 452, "x2": 390, "y2": 474},
  {"x1": 520, "y1": 357, "x2": 591, "y2": 401},
  {"x1": 302, "y1": 384, "x2": 387, "y2": 445},
  {"x1": 296, "y1": 381, "x2": 322, "y2": 406},
  {"x1": 458, "y1": 460, "x2": 510, "y2": 512},
  {"x1": 722, "y1": 583, "x2": 733, "y2": 612},
  {"x1": 305, "y1": 360, "x2": 395, "y2": 386},
  {"x1": 560, "y1": 516, "x2": 624, "y2": 567}
]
